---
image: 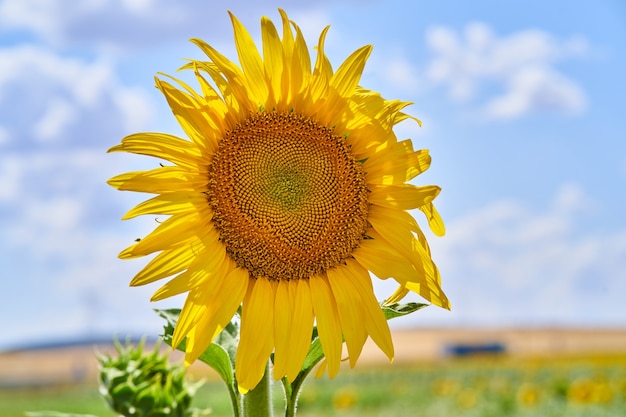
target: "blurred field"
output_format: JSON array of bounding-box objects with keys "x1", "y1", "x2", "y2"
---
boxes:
[{"x1": 1, "y1": 327, "x2": 625, "y2": 416}]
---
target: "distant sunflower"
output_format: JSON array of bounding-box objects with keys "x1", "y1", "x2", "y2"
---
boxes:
[{"x1": 108, "y1": 9, "x2": 449, "y2": 393}]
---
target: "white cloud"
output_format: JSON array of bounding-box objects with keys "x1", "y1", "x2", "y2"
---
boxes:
[
  {"x1": 0, "y1": 148, "x2": 164, "y2": 347},
  {"x1": 0, "y1": 0, "x2": 325, "y2": 51},
  {"x1": 425, "y1": 23, "x2": 589, "y2": 119},
  {"x1": 0, "y1": 0, "x2": 63, "y2": 42},
  {"x1": 122, "y1": 0, "x2": 155, "y2": 14},
  {"x1": 484, "y1": 66, "x2": 586, "y2": 118},
  {"x1": 383, "y1": 56, "x2": 420, "y2": 93},
  {"x1": 33, "y1": 97, "x2": 78, "y2": 142},
  {"x1": 0, "y1": 44, "x2": 155, "y2": 143},
  {"x1": 0, "y1": 0, "x2": 178, "y2": 47},
  {"x1": 112, "y1": 87, "x2": 155, "y2": 132},
  {"x1": 420, "y1": 183, "x2": 626, "y2": 326}
]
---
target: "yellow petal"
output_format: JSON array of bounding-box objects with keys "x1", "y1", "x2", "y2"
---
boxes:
[
  {"x1": 375, "y1": 99, "x2": 418, "y2": 131},
  {"x1": 155, "y1": 77, "x2": 219, "y2": 153},
  {"x1": 403, "y1": 279, "x2": 450, "y2": 310},
  {"x1": 108, "y1": 166, "x2": 207, "y2": 194},
  {"x1": 190, "y1": 38, "x2": 254, "y2": 111},
  {"x1": 130, "y1": 243, "x2": 197, "y2": 286},
  {"x1": 261, "y1": 16, "x2": 284, "y2": 104},
  {"x1": 229, "y1": 11, "x2": 268, "y2": 104},
  {"x1": 347, "y1": 125, "x2": 393, "y2": 160},
  {"x1": 118, "y1": 212, "x2": 209, "y2": 259},
  {"x1": 184, "y1": 266, "x2": 249, "y2": 364},
  {"x1": 369, "y1": 205, "x2": 441, "y2": 290},
  {"x1": 150, "y1": 239, "x2": 227, "y2": 301},
  {"x1": 172, "y1": 286, "x2": 214, "y2": 349},
  {"x1": 343, "y1": 259, "x2": 394, "y2": 360},
  {"x1": 277, "y1": 9, "x2": 295, "y2": 105},
  {"x1": 419, "y1": 202, "x2": 446, "y2": 236},
  {"x1": 309, "y1": 25, "x2": 331, "y2": 101},
  {"x1": 236, "y1": 277, "x2": 276, "y2": 392},
  {"x1": 278, "y1": 9, "x2": 294, "y2": 66},
  {"x1": 289, "y1": 23, "x2": 311, "y2": 106},
  {"x1": 285, "y1": 279, "x2": 314, "y2": 381},
  {"x1": 186, "y1": 65, "x2": 232, "y2": 133},
  {"x1": 107, "y1": 132, "x2": 203, "y2": 169},
  {"x1": 330, "y1": 45, "x2": 372, "y2": 98},
  {"x1": 413, "y1": 229, "x2": 450, "y2": 309},
  {"x1": 180, "y1": 60, "x2": 239, "y2": 125},
  {"x1": 309, "y1": 274, "x2": 342, "y2": 378},
  {"x1": 172, "y1": 258, "x2": 238, "y2": 349},
  {"x1": 369, "y1": 184, "x2": 441, "y2": 210},
  {"x1": 122, "y1": 192, "x2": 207, "y2": 220},
  {"x1": 366, "y1": 145, "x2": 431, "y2": 185},
  {"x1": 272, "y1": 280, "x2": 292, "y2": 379},
  {"x1": 383, "y1": 285, "x2": 410, "y2": 306},
  {"x1": 360, "y1": 228, "x2": 449, "y2": 309},
  {"x1": 314, "y1": 358, "x2": 327, "y2": 379},
  {"x1": 395, "y1": 110, "x2": 422, "y2": 127},
  {"x1": 326, "y1": 266, "x2": 367, "y2": 367},
  {"x1": 191, "y1": 64, "x2": 223, "y2": 104},
  {"x1": 352, "y1": 234, "x2": 420, "y2": 283},
  {"x1": 368, "y1": 205, "x2": 429, "y2": 275}
]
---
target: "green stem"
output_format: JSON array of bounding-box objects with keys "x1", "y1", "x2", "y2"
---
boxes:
[
  {"x1": 243, "y1": 361, "x2": 273, "y2": 417},
  {"x1": 282, "y1": 378, "x2": 296, "y2": 417},
  {"x1": 228, "y1": 383, "x2": 242, "y2": 417},
  {"x1": 282, "y1": 355, "x2": 323, "y2": 417}
]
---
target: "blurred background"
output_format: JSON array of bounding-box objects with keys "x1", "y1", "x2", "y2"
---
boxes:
[{"x1": 1, "y1": 0, "x2": 624, "y2": 415}]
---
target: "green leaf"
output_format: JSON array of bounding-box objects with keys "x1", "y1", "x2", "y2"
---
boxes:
[
  {"x1": 196, "y1": 343, "x2": 235, "y2": 386},
  {"x1": 155, "y1": 309, "x2": 234, "y2": 386},
  {"x1": 300, "y1": 337, "x2": 324, "y2": 371},
  {"x1": 382, "y1": 302, "x2": 428, "y2": 320},
  {"x1": 214, "y1": 318, "x2": 239, "y2": 365},
  {"x1": 155, "y1": 308, "x2": 182, "y2": 345}
]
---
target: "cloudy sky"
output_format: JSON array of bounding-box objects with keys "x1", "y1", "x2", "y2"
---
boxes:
[{"x1": 1, "y1": 0, "x2": 625, "y2": 349}]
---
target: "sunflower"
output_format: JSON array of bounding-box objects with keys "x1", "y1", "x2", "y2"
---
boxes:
[{"x1": 108, "y1": 9, "x2": 449, "y2": 393}]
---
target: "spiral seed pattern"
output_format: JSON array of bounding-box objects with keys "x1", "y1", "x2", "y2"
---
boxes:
[{"x1": 208, "y1": 111, "x2": 369, "y2": 281}]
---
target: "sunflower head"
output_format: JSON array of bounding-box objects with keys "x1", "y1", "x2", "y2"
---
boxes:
[
  {"x1": 208, "y1": 110, "x2": 369, "y2": 281},
  {"x1": 108, "y1": 9, "x2": 448, "y2": 393}
]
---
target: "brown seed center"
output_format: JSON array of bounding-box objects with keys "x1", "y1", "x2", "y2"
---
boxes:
[{"x1": 208, "y1": 111, "x2": 369, "y2": 281}]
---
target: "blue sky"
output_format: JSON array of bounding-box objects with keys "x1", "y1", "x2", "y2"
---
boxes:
[{"x1": 1, "y1": 0, "x2": 625, "y2": 349}]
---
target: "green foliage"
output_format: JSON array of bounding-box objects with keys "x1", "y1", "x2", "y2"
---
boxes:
[
  {"x1": 156, "y1": 309, "x2": 242, "y2": 417},
  {"x1": 97, "y1": 338, "x2": 203, "y2": 417},
  {"x1": 156, "y1": 301, "x2": 429, "y2": 417},
  {"x1": 13, "y1": 354, "x2": 626, "y2": 417},
  {"x1": 157, "y1": 309, "x2": 237, "y2": 387}
]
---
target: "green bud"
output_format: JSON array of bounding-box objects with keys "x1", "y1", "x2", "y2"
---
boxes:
[{"x1": 97, "y1": 338, "x2": 203, "y2": 417}]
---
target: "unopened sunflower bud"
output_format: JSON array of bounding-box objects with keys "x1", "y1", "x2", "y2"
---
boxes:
[{"x1": 97, "y1": 338, "x2": 202, "y2": 417}]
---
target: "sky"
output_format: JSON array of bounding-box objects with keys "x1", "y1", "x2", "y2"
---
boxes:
[{"x1": 1, "y1": 0, "x2": 625, "y2": 349}]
